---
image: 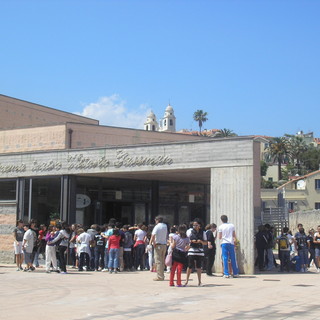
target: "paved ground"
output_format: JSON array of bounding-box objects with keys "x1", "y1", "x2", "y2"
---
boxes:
[{"x1": 0, "y1": 264, "x2": 319, "y2": 320}]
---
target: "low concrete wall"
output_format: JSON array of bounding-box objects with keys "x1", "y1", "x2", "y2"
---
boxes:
[
  {"x1": 0, "y1": 203, "x2": 17, "y2": 263},
  {"x1": 289, "y1": 210, "x2": 320, "y2": 233}
]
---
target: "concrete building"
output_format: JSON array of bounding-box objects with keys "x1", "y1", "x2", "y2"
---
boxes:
[
  {"x1": 0, "y1": 94, "x2": 261, "y2": 273},
  {"x1": 261, "y1": 170, "x2": 320, "y2": 212}
]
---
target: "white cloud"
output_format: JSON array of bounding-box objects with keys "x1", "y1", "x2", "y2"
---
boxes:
[{"x1": 77, "y1": 94, "x2": 150, "y2": 129}]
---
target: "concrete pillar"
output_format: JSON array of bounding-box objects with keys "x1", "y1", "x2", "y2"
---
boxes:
[{"x1": 211, "y1": 165, "x2": 255, "y2": 274}]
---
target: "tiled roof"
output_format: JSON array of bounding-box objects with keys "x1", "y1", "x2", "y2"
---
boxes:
[{"x1": 278, "y1": 169, "x2": 320, "y2": 189}]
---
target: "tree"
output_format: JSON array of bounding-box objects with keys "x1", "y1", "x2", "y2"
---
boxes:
[
  {"x1": 300, "y1": 146, "x2": 320, "y2": 172},
  {"x1": 260, "y1": 160, "x2": 268, "y2": 176},
  {"x1": 285, "y1": 135, "x2": 308, "y2": 175},
  {"x1": 214, "y1": 128, "x2": 237, "y2": 138},
  {"x1": 193, "y1": 110, "x2": 208, "y2": 133},
  {"x1": 265, "y1": 137, "x2": 290, "y2": 181}
]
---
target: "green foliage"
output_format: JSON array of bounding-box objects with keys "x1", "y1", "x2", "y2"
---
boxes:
[
  {"x1": 193, "y1": 110, "x2": 208, "y2": 133},
  {"x1": 260, "y1": 160, "x2": 268, "y2": 176},
  {"x1": 214, "y1": 128, "x2": 238, "y2": 138},
  {"x1": 261, "y1": 178, "x2": 279, "y2": 189},
  {"x1": 300, "y1": 146, "x2": 320, "y2": 172}
]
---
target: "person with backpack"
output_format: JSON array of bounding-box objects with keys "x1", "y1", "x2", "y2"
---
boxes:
[
  {"x1": 277, "y1": 227, "x2": 294, "y2": 272},
  {"x1": 294, "y1": 227, "x2": 309, "y2": 272},
  {"x1": 123, "y1": 225, "x2": 134, "y2": 271},
  {"x1": 93, "y1": 225, "x2": 105, "y2": 271}
]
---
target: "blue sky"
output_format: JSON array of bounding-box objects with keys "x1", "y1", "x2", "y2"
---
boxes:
[{"x1": 1, "y1": 0, "x2": 320, "y2": 137}]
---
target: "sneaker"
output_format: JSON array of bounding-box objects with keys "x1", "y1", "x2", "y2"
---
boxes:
[
  {"x1": 46, "y1": 270, "x2": 50, "y2": 273},
  {"x1": 102, "y1": 268, "x2": 109, "y2": 272},
  {"x1": 16, "y1": 268, "x2": 20, "y2": 271},
  {"x1": 176, "y1": 284, "x2": 183, "y2": 287},
  {"x1": 153, "y1": 278, "x2": 164, "y2": 281},
  {"x1": 233, "y1": 274, "x2": 240, "y2": 278},
  {"x1": 114, "y1": 270, "x2": 118, "y2": 274},
  {"x1": 27, "y1": 269, "x2": 32, "y2": 272},
  {"x1": 317, "y1": 268, "x2": 320, "y2": 273},
  {"x1": 60, "y1": 272, "x2": 67, "y2": 274},
  {"x1": 222, "y1": 275, "x2": 230, "y2": 278}
]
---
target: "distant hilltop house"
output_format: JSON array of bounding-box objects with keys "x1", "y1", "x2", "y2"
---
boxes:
[{"x1": 261, "y1": 169, "x2": 320, "y2": 212}]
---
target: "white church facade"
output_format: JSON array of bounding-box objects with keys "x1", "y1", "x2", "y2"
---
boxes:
[{"x1": 144, "y1": 104, "x2": 176, "y2": 133}]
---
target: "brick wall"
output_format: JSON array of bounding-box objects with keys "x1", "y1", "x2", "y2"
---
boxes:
[{"x1": 0, "y1": 203, "x2": 17, "y2": 263}]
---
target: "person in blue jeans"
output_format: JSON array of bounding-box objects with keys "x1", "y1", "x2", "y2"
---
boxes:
[
  {"x1": 218, "y1": 215, "x2": 239, "y2": 278},
  {"x1": 108, "y1": 229, "x2": 121, "y2": 273}
]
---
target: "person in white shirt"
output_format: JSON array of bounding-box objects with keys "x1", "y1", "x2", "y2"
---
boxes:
[
  {"x1": 150, "y1": 216, "x2": 168, "y2": 281},
  {"x1": 77, "y1": 228, "x2": 92, "y2": 271},
  {"x1": 218, "y1": 215, "x2": 239, "y2": 278}
]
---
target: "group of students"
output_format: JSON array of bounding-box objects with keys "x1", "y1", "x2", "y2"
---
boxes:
[
  {"x1": 13, "y1": 215, "x2": 242, "y2": 287},
  {"x1": 255, "y1": 223, "x2": 320, "y2": 273}
]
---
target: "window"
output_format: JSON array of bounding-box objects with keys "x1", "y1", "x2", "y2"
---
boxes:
[
  {"x1": 170, "y1": 119, "x2": 173, "y2": 126},
  {"x1": 0, "y1": 180, "x2": 17, "y2": 201},
  {"x1": 288, "y1": 202, "x2": 295, "y2": 211},
  {"x1": 315, "y1": 203, "x2": 320, "y2": 210},
  {"x1": 315, "y1": 179, "x2": 320, "y2": 190}
]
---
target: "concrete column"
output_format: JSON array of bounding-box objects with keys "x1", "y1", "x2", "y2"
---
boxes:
[{"x1": 211, "y1": 166, "x2": 255, "y2": 274}]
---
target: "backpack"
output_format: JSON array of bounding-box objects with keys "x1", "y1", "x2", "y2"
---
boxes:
[{"x1": 279, "y1": 234, "x2": 289, "y2": 250}]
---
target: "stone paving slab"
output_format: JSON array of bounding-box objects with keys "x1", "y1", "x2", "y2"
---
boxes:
[{"x1": 0, "y1": 265, "x2": 319, "y2": 320}]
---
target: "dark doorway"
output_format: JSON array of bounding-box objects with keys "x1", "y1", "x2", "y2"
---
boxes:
[{"x1": 103, "y1": 202, "x2": 134, "y2": 225}]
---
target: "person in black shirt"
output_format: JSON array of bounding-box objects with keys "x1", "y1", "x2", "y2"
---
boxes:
[{"x1": 204, "y1": 223, "x2": 217, "y2": 276}]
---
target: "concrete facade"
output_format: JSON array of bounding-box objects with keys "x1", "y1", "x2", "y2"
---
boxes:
[{"x1": 0, "y1": 137, "x2": 261, "y2": 273}]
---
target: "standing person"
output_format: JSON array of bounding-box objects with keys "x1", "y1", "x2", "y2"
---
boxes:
[
  {"x1": 218, "y1": 215, "x2": 239, "y2": 278},
  {"x1": 123, "y1": 225, "x2": 134, "y2": 271},
  {"x1": 264, "y1": 224, "x2": 276, "y2": 271},
  {"x1": 184, "y1": 219, "x2": 207, "y2": 286},
  {"x1": 116, "y1": 222, "x2": 125, "y2": 272},
  {"x1": 37, "y1": 224, "x2": 47, "y2": 263},
  {"x1": 93, "y1": 225, "x2": 105, "y2": 271},
  {"x1": 48, "y1": 222, "x2": 70, "y2": 274},
  {"x1": 169, "y1": 225, "x2": 190, "y2": 287},
  {"x1": 87, "y1": 224, "x2": 98, "y2": 270},
  {"x1": 45, "y1": 225, "x2": 59, "y2": 273},
  {"x1": 277, "y1": 227, "x2": 294, "y2": 272},
  {"x1": 102, "y1": 223, "x2": 114, "y2": 272},
  {"x1": 29, "y1": 220, "x2": 39, "y2": 268},
  {"x1": 204, "y1": 223, "x2": 217, "y2": 276},
  {"x1": 151, "y1": 216, "x2": 168, "y2": 281},
  {"x1": 22, "y1": 224, "x2": 36, "y2": 272},
  {"x1": 313, "y1": 225, "x2": 320, "y2": 273},
  {"x1": 69, "y1": 224, "x2": 77, "y2": 268},
  {"x1": 307, "y1": 229, "x2": 318, "y2": 270},
  {"x1": 255, "y1": 225, "x2": 268, "y2": 271},
  {"x1": 77, "y1": 227, "x2": 91, "y2": 271},
  {"x1": 294, "y1": 227, "x2": 309, "y2": 272},
  {"x1": 108, "y1": 228, "x2": 121, "y2": 273},
  {"x1": 13, "y1": 219, "x2": 25, "y2": 271},
  {"x1": 133, "y1": 224, "x2": 147, "y2": 271}
]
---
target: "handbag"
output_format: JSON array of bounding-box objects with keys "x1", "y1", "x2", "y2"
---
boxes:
[
  {"x1": 172, "y1": 248, "x2": 187, "y2": 264},
  {"x1": 165, "y1": 252, "x2": 172, "y2": 267}
]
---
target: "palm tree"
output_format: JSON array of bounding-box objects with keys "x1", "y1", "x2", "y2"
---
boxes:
[
  {"x1": 286, "y1": 136, "x2": 308, "y2": 175},
  {"x1": 193, "y1": 110, "x2": 208, "y2": 134},
  {"x1": 214, "y1": 128, "x2": 237, "y2": 138},
  {"x1": 266, "y1": 137, "x2": 290, "y2": 181}
]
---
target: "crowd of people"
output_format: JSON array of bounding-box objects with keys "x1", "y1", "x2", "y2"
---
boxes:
[
  {"x1": 13, "y1": 215, "x2": 241, "y2": 286},
  {"x1": 255, "y1": 223, "x2": 320, "y2": 273}
]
